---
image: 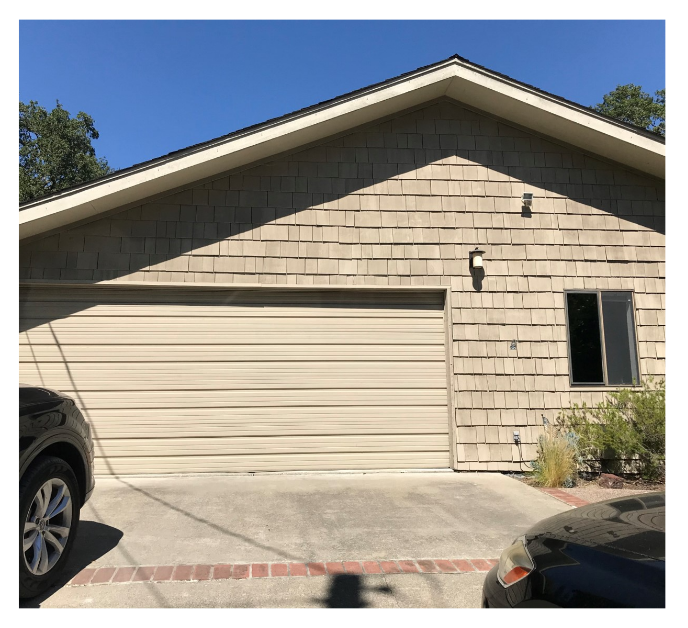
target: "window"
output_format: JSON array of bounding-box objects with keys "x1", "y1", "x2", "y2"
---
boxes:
[{"x1": 565, "y1": 291, "x2": 639, "y2": 386}]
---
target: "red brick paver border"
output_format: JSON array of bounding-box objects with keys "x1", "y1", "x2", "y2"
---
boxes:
[
  {"x1": 379, "y1": 561, "x2": 401, "y2": 574},
  {"x1": 232, "y1": 564, "x2": 250, "y2": 579},
  {"x1": 70, "y1": 568, "x2": 97, "y2": 586},
  {"x1": 152, "y1": 565, "x2": 174, "y2": 582},
  {"x1": 469, "y1": 559, "x2": 493, "y2": 572},
  {"x1": 132, "y1": 566, "x2": 155, "y2": 582},
  {"x1": 172, "y1": 565, "x2": 194, "y2": 581},
  {"x1": 434, "y1": 560, "x2": 459, "y2": 573},
  {"x1": 213, "y1": 564, "x2": 232, "y2": 580},
  {"x1": 417, "y1": 560, "x2": 439, "y2": 573},
  {"x1": 343, "y1": 561, "x2": 363, "y2": 574},
  {"x1": 193, "y1": 565, "x2": 213, "y2": 581},
  {"x1": 67, "y1": 557, "x2": 498, "y2": 587},
  {"x1": 307, "y1": 562, "x2": 326, "y2": 576},
  {"x1": 270, "y1": 563, "x2": 289, "y2": 577},
  {"x1": 397, "y1": 560, "x2": 420, "y2": 573},
  {"x1": 289, "y1": 563, "x2": 308, "y2": 577},
  {"x1": 252, "y1": 563, "x2": 269, "y2": 578},
  {"x1": 451, "y1": 559, "x2": 475, "y2": 572},
  {"x1": 90, "y1": 567, "x2": 116, "y2": 584},
  {"x1": 362, "y1": 561, "x2": 382, "y2": 574},
  {"x1": 539, "y1": 488, "x2": 590, "y2": 508},
  {"x1": 112, "y1": 566, "x2": 136, "y2": 583}
]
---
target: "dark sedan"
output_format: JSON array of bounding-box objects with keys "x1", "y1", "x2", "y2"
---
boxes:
[
  {"x1": 19, "y1": 385, "x2": 95, "y2": 599},
  {"x1": 483, "y1": 491, "x2": 665, "y2": 608}
]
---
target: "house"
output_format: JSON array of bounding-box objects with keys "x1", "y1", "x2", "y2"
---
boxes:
[{"x1": 19, "y1": 55, "x2": 665, "y2": 477}]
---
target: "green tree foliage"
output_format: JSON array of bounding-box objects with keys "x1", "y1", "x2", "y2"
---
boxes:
[
  {"x1": 20, "y1": 100, "x2": 113, "y2": 203},
  {"x1": 593, "y1": 84, "x2": 665, "y2": 137},
  {"x1": 655, "y1": 87, "x2": 666, "y2": 137},
  {"x1": 558, "y1": 378, "x2": 665, "y2": 480}
]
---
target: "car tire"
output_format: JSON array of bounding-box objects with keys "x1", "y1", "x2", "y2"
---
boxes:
[{"x1": 19, "y1": 456, "x2": 81, "y2": 599}]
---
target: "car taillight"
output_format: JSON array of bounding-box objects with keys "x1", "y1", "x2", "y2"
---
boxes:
[{"x1": 497, "y1": 537, "x2": 534, "y2": 588}]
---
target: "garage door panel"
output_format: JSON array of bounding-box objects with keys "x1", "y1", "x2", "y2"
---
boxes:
[
  {"x1": 94, "y1": 434, "x2": 449, "y2": 458},
  {"x1": 21, "y1": 361, "x2": 446, "y2": 373},
  {"x1": 20, "y1": 374, "x2": 445, "y2": 393},
  {"x1": 21, "y1": 344, "x2": 443, "y2": 362},
  {"x1": 89, "y1": 415, "x2": 449, "y2": 439},
  {"x1": 93, "y1": 452, "x2": 452, "y2": 475},
  {"x1": 20, "y1": 361, "x2": 446, "y2": 385},
  {"x1": 21, "y1": 330, "x2": 445, "y2": 345},
  {"x1": 20, "y1": 309, "x2": 443, "y2": 330},
  {"x1": 50, "y1": 388, "x2": 448, "y2": 409},
  {"x1": 79, "y1": 407, "x2": 449, "y2": 438},
  {"x1": 75, "y1": 404, "x2": 447, "y2": 424},
  {"x1": 20, "y1": 288, "x2": 443, "y2": 306},
  {"x1": 20, "y1": 287, "x2": 450, "y2": 474},
  {"x1": 21, "y1": 315, "x2": 443, "y2": 330},
  {"x1": 20, "y1": 290, "x2": 444, "y2": 323},
  {"x1": 81, "y1": 405, "x2": 449, "y2": 418}
]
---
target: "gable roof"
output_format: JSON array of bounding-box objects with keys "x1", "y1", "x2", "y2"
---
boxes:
[{"x1": 19, "y1": 54, "x2": 665, "y2": 240}]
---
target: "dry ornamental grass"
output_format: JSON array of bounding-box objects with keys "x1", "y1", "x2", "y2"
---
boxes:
[{"x1": 533, "y1": 425, "x2": 578, "y2": 488}]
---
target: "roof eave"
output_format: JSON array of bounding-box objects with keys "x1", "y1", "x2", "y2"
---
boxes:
[
  {"x1": 19, "y1": 57, "x2": 664, "y2": 240},
  {"x1": 445, "y1": 60, "x2": 664, "y2": 178}
]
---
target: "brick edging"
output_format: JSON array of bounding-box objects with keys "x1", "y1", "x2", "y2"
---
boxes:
[
  {"x1": 67, "y1": 558, "x2": 499, "y2": 587},
  {"x1": 538, "y1": 488, "x2": 590, "y2": 508}
]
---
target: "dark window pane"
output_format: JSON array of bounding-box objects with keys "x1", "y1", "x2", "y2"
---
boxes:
[
  {"x1": 602, "y1": 292, "x2": 639, "y2": 385},
  {"x1": 567, "y1": 292, "x2": 604, "y2": 384}
]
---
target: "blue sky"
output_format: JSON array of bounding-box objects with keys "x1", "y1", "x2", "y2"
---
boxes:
[{"x1": 19, "y1": 20, "x2": 665, "y2": 171}]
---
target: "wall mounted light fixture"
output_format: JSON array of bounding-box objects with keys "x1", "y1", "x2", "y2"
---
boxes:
[
  {"x1": 521, "y1": 192, "x2": 533, "y2": 208},
  {"x1": 469, "y1": 247, "x2": 485, "y2": 271}
]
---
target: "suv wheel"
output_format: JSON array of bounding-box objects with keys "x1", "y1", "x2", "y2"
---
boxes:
[{"x1": 19, "y1": 456, "x2": 81, "y2": 599}]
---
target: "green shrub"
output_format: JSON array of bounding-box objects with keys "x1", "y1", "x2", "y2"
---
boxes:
[
  {"x1": 532, "y1": 424, "x2": 578, "y2": 487},
  {"x1": 558, "y1": 377, "x2": 665, "y2": 481}
]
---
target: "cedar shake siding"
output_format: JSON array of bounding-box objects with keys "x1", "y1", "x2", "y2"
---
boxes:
[{"x1": 20, "y1": 99, "x2": 665, "y2": 471}]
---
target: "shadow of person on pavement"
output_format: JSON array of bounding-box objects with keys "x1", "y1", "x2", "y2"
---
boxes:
[
  {"x1": 19, "y1": 520, "x2": 123, "y2": 608},
  {"x1": 319, "y1": 574, "x2": 394, "y2": 608}
]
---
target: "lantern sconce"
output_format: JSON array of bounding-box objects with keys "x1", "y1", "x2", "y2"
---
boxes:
[
  {"x1": 521, "y1": 192, "x2": 533, "y2": 208},
  {"x1": 469, "y1": 247, "x2": 485, "y2": 271}
]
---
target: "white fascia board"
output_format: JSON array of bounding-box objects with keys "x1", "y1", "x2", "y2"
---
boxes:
[
  {"x1": 445, "y1": 61, "x2": 664, "y2": 177},
  {"x1": 19, "y1": 58, "x2": 664, "y2": 240},
  {"x1": 19, "y1": 65, "x2": 455, "y2": 239}
]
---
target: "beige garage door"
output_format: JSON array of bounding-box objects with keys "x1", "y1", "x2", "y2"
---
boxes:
[{"x1": 20, "y1": 286, "x2": 450, "y2": 475}]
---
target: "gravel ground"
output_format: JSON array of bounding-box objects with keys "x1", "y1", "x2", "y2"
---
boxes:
[{"x1": 557, "y1": 479, "x2": 664, "y2": 504}]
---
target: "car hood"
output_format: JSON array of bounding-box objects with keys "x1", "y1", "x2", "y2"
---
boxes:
[
  {"x1": 525, "y1": 491, "x2": 665, "y2": 561},
  {"x1": 19, "y1": 384, "x2": 72, "y2": 410}
]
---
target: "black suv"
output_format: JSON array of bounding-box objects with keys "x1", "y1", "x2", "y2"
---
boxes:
[{"x1": 19, "y1": 385, "x2": 95, "y2": 599}]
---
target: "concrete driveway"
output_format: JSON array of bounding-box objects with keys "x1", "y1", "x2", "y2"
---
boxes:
[{"x1": 22, "y1": 471, "x2": 569, "y2": 608}]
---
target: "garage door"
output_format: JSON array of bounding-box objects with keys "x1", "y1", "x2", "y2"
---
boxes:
[{"x1": 20, "y1": 286, "x2": 450, "y2": 475}]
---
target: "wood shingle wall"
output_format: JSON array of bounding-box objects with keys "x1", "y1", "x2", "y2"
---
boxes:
[{"x1": 20, "y1": 99, "x2": 665, "y2": 470}]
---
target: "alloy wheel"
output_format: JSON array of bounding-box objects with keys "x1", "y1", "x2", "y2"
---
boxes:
[{"x1": 23, "y1": 479, "x2": 72, "y2": 576}]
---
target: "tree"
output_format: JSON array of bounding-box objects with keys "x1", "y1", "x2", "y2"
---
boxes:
[
  {"x1": 593, "y1": 84, "x2": 665, "y2": 137},
  {"x1": 20, "y1": 100, "x2": 113, "y2": 203},
  {"x1": 654, "y1": 88, "x2": 666, "y2": 135}
]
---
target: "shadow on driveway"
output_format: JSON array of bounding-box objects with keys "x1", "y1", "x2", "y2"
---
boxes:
[
  {"x1": 316, "y1": 574, "x2": 394, "y2": 608},
  {"x1": 19, "y1": 520, "x2": 123, "y2": 608},
  {"x1": 113, "y1": 477, "x2": 303, "y2": 562}
]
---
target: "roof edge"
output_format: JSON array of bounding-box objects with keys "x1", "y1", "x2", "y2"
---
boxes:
[
  {"x1": 19, "y1": 56, "x2": 460, "y2": 210},
  {"x1": 19, "y1": 54, "x2": 662, "y2": 210},
  {"x1": 20, "y1": 55, "x2": 665, "y2": 239}
]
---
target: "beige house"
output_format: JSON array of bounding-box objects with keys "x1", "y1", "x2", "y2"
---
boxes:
[{"x1": 19, "y1": 56, "x2": 665, "y2": 477}]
